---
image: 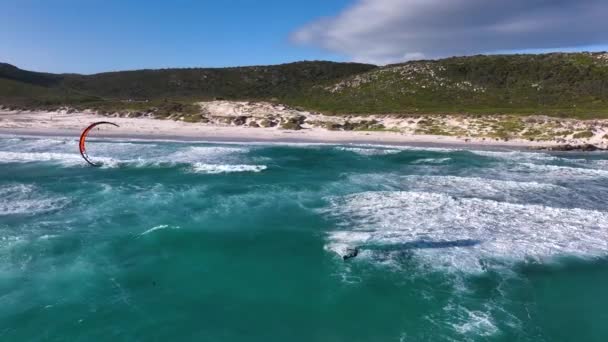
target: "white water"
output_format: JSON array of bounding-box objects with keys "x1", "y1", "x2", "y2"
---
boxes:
[
  {"x1": 324, "y1": 191, "x2": 608, "y2": 273},
  {"x1": 0, "y1": 137, "x2": 266, "y2": 172},
  {"x1": 0, "y1": 184, "x2": 69, "y2": 216}
]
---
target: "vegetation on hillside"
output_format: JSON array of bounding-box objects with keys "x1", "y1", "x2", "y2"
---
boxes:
[
  {"x1": 0, "y1": 61, "x2": 376, "y2": 115},
  {"x1": 1, "y1": 52, "x2": 608, "y2": 118},
  {"x1": 291, "y1": 53, "x2": 608, "y2": 118}
]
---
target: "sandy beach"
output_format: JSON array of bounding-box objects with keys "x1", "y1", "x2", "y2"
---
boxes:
[{"x1": 1, "y1": 103, "x2": 607, "y2": 149}]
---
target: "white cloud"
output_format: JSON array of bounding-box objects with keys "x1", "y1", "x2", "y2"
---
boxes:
[{"x1": 292, "y1": 0, "x2": 608, "y2": 65}]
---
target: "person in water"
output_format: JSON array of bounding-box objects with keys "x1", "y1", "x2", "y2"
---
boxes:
[{"x1": 343, "y1": 247, "x2": 359, "y2": 260}]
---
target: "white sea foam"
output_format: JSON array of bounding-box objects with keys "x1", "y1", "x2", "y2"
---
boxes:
[
  {"x1": 140, "y1": 225, "x2": 180, "y2": 236},
  {"x1": 590, "y1": 159, "x2": 608, "y2": 168},
  {"x1": 448, "y1": 305, "x2": 500, "y2": 337},
  {"x1": 191, "y1": 163, "x2": 267, "y2": 174},
  {"x1": 515, "y1": 162, "x2": 608, "y2": 178},
  {"x1": 323, "y1": 191, "x2": 608, "y2": 273},
  {"x1": 399, "y1": 175, "x2": 565, "y2": 202},
  {"x1": 0, "y1": 141, "x2": 128, "y2": 167},
  {"x1": 347, "y1": 174, "x2": 567, "y2": 203},
  {"x1": 87, "y1": 141, "x2": 156, "y2": 149},
  {"x1": 0, "y1": 184, "x2": 68, "y2": 215},
  {"x1": 428, "y1": 298, "x2": 523, "y2": 340},
  {"x1": 402, "y1": 175, "x2": 557, "y2": 191},
  {"x1": 84, "y1": 141, "x2": 159, "y2": 159},
  {"x1": 167, "y1": 146, "x2": 248, "y2": 163},
  {"x1": 566, "y1": 158, "x2": 608, "y2": 171},
  {"x1": 0, "y1": 137, "x2": 252, "y2": 169},
  {"x1": 15, "y1": 138, "x2": 76, "y2": 152},
  {"x1": 0, "y1": 151, "x2": 86, "y2": 166},
  {"x1": 0, "y1": 183, "x2": 34, "y2": 196},
  {"x1": 349, "y1": 143, "x2": 459, "y2": 153},
  {"x1": 106, "y1": 145, "x2": 249, "y2": 168},
  {"x1": 0, "y1": 135, "x2": 158, "y2": 167},
  {"x1": 335, "y1": 147, "x2": 402, "y2": 156},
  {"x1": 411, "y1": 158, "x2": 452, "y2": 164},
  {"x1": 7, "y1": 137, "x2": 158, "y2": 156},
  {"x1": 473, "y1": 151, "x2": 608, "y2": 176},
  {"x1": 0, "y1": 148, "x2": 262, "y2": 171},
  {"x1": 470, "y1": 150, "x2": 558, "y2": 162}
]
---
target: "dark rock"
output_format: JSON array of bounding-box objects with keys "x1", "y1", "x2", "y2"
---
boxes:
[
  {"x1": 580, "y1": 144, "x2": 604, "y2": 152},
  {"x1": 531, "y1": 144, "x2": 605, "y2": 152},
  {"x1": 280, "y1": 117, "x2": 303, "y2": 130},
  {"x1": 325, "y1": 123, "x2": 342, "y2": 131},
  {"x1": 259, "y1": 118, "x2": 277, "y2": 128},
  {"x1": 249, "y1": 121, "x2": 260, "y2": 128},
  {"x1": 232, "y1": 116, "x2": 248, "y2": 126},
  {"x1": 342, "y1": 121, "x2": 356, "y2": 131},
  {"x1": 581, "y1": 144, "x2": 601, "y2": 151}
]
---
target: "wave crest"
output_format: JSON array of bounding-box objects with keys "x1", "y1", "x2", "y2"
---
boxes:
[
  {"x1": 323, "y1": 191, "x2": 608, "y2": 273},
  {"x1": 191, "y1": 163, "x2": 267, "y2": 174},
  {"x1": 0, "y1": 184, "x2": 69, "y2": 216}
]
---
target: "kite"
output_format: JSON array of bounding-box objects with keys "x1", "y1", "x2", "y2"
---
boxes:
[{"x1": 79, "y1": 121, "x2": 119, "y2": 167}]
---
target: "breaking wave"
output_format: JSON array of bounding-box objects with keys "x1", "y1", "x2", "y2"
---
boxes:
[
  {"x1": 140, "y1": 224, "x2": 181, "y2": 236},
  {"x1": 0, "y1": 151, "x2": 85, "y2": 166},
  {"x1": 396, "y1": 175, "x2": 586, "y2": 207},
  {"x1": 335, "y1": 146, "x2": 402, "y2": 156},
  {"x1": 470, "y1": 150, "x2": 559, "y2": 162},
  {"x1": 0, "y1": 184, "x2": 69, "y2": 216},
  {"x1": 515, "y1": 162, "x2": 608, "y2": 178},
  {"x1": 323, "y1": 191, "x2": 608, "y2": 273},
  {"x1": 0, "y1": 137, "x2": 255, "y2": 170},
  {"x1": 346, "y1": 174, "x2": 576, "y2": 205},
  {"x1": 411, "y1": 158, "x2": 452, "y2": 164},
  {"x1": 191, "y1": 163, "x2": 267, "y2": 174},
  {"x1": 165, "y1": 146, "x2": 249, "y2": 163}
]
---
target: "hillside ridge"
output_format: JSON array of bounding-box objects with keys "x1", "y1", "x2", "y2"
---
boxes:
[{"x1": 1, "y1": 52, "x2": 608, "y2": 118}]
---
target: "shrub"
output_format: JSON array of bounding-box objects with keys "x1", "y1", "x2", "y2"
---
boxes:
[
  {"x1": 572, "y1": 131, "x2": 594, "y2": 139},
  {"x1": 280, "y1": 118, "x2": 302, "y2": 130}
]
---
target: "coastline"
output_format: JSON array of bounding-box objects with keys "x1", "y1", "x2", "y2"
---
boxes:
[
  {"x1": 1, "y1": 107, "x2": 606, "y2": 150},
  {"x1": 0, "y1": 128, "x2": 532, "y2": 152},
  {"x1": 0, "y1": 120, "x2": 537, "y2": 151}
]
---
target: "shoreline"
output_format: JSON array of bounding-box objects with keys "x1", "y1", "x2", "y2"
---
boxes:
[
  {"x1": 1, "y1": 108, "x2": 606, "y2": 151},
  {"x1": 0, "y1": 126, "x2": 537, "y2": 152},
  {"x1": 0, "y1": 129, "x2": 529, "y2": 151}
]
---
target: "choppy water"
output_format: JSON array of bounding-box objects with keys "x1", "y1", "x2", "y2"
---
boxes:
[{"x1": 1, "y1": 135, "x2": 608, "y2": 341}]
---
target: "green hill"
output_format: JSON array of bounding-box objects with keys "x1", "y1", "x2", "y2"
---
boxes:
[
  {"x1": 0, "y1": 61, "x2": 376, "y2": 110},
  {"x1": 2, "y1": 53, "x2": 608, "y2": 118},
  {"x1": 292, "y1": 53, "x2": 608, "y2": 118}
]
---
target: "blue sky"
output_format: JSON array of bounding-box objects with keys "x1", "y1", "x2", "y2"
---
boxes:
[
  {"x1": 0, "y1": 0, "x2": 350, "y2": 73},
  {"x1": 1, "y1": 0, "x2": 607, "y2": 74}
]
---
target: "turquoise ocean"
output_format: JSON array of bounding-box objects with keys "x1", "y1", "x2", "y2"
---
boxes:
[{"x1": 1, "y1": 134, "x2": 608, "y2": 341}]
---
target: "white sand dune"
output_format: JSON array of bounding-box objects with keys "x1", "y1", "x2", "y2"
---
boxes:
[{"x1": 1, "y1": 102, "x2": 607, "y2": 148}]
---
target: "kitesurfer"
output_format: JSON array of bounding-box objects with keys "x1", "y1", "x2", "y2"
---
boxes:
[{"x1": 343, "y1": 247, "x2": 359, "y2": 260}]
